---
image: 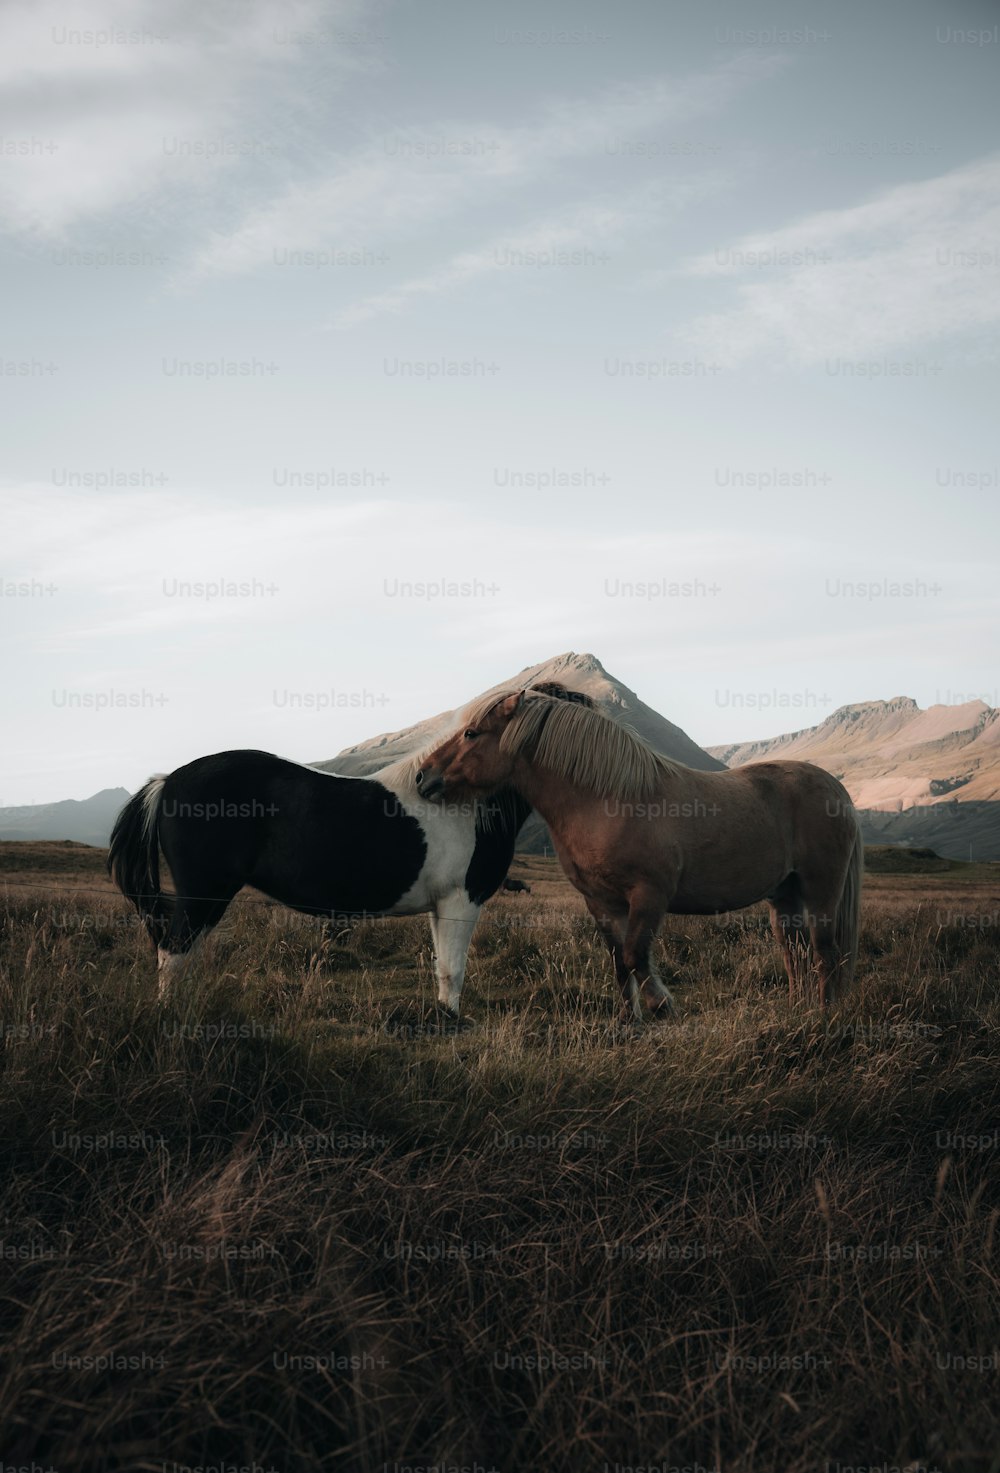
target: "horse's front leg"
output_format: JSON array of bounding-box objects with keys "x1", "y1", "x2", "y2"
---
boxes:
[
  {"x1": 429, "y1": 892, "x2": 480, "y2": 1016},
  {"x1": 622, "y1": 896, "x2": 675, "y2": 1021},
  {"x1": 584, "y1": 897, "x2": 637, "y2": 1020}
]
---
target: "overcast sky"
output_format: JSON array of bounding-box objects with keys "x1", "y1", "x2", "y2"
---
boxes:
[{"x1": 2, "y1": 0, "x2": 998, "y2": 804}]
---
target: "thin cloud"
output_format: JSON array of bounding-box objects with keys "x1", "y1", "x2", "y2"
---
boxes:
[
  {"x1": 0, "y1": 0, "x2": 364, "y2": 237},
  {"x1": 332, "y1": 198, "x2": 651, "y2": 328},
  {"x1": 177, "y1": 51, "x2": 788, "y2": 286},
  {"x1": 681, "y1": 154, "x2": 1000, "y2": 364}
]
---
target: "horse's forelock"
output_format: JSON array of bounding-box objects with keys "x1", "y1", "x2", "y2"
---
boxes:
[
  {"x1": 456, "y1": 681, "x2": 594, "y2": 733},
  {"x1": 500, "y1": 695, "x2": 682, "y2": 801}
]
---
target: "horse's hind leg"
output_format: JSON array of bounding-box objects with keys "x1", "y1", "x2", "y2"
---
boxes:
[
  {"x1": 806, "y1": 906, "x2": 845, "y2": 1008},
  {"x1": 768, "y1": 890, "x2": 810, "y2": 1002},
  {"x1": 157, "y1": 940, "x2": 200, "y2": 1000},
  {"x1": 157, "y1": 894, "x2": 234, "y2": 1000}
]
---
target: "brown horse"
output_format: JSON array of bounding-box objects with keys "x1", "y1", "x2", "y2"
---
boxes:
[{"x1": 416, "y1": 688, "x2": 863, "y2": 1021}]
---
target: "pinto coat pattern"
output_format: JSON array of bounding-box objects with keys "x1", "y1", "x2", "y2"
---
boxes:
[
  {"x1": 109, "y1": 749, "x2": 524, "y2": 1011},
  {"x1": 108, "y1": 683, "x2": 589, "y2": 1011}
]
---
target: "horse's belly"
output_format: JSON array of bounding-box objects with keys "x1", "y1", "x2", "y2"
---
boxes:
[
  {"x1": 249, "y1": 819, "x2": 432, "y2": 917},
  {"x1": 381, "y1": 871, "x2": 435, "y2": 916},
  {"x1": 252, "y1": 859, "x2": 418, "y2": 918},
  {"x1": 671, "y1": 861, "x2": 788, "y2": 914}
]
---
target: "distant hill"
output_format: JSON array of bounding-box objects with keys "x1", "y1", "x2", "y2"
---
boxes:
[
  {"x1": 709, "y1": 697, "x2": 1000, "y2": 861},
  {"x1": 862, "y1": 846, "x2": 964, "y2": 875},
  {"x1": 0, "y1": 788, "x2": 128, "y2": 848}
]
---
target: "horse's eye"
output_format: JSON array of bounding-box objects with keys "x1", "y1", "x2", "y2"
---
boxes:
[{"x1": 463, "y1": 729, "x2": 478, "y2": 741}]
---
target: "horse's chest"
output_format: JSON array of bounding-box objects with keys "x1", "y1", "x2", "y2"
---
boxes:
[
  {"x1": 555, "y1": 839, "x2": 622, "y2": 906},
  {"x1": 390, "y1": 810, "x2": 476, "y2": 911}
]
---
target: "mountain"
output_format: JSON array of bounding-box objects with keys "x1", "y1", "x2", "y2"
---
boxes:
[
  {"x1": 320, "y1": 651, "x2": 724, "y2": 778},
  {"x1": 318, "y1": 651, "x2": 725, "y2": 851},
  {"x1": 708, "y1": 698, "x2": 1000, "y2": 860},
  {"x1": 0, "y1": 788, "x2": 130, "y2": 848}
]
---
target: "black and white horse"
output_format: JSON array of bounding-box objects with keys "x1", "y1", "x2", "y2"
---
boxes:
[{"x1": 107, "y1": 683, "x2": 588, "y2": 1012}]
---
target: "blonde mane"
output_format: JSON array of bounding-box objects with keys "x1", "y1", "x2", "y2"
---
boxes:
[
  {"x1": 461, "y1": 689, "x2": 686, "y2": 802},
  {"x1": 379, "y1": 748, "x2": 425, "y2": 795}
]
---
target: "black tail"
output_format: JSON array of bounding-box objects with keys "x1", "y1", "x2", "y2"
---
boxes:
[{"x1": 107, "y1": 776, "x2": 172, "y2": 945}]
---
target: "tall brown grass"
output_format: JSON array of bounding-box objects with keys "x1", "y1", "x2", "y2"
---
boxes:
[{"x1": 1, "y1": 843, "x2": 998, "y2": 1472}]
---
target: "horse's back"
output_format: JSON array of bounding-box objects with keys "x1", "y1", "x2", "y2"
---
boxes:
[
  {"x1": 725, "y1": 758, "x2": 855, "y2": 812},
  {"x1": 157, "y1": 749, "x2": 432, "y2": 915}
]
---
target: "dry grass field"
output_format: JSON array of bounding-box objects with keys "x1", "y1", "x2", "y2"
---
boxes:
[{"x1": 1, "y1": 840, "x2": 999, "y2": 1473}]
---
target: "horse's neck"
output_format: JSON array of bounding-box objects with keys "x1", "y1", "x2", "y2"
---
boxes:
[
  {"x1": 492, "y1": 787, "x2": 533, "y2": 835},
  {"x1": 507, "y1": 761, "x2": 593, "y2": 836}
]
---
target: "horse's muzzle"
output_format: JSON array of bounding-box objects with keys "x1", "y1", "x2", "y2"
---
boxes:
[{"x1": 415, "y1": 769, "x2": 445, "y2": 800}]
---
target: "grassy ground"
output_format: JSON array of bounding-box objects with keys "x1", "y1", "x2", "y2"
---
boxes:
[{"x1": 1, "y1": 841, "x2": 999, "y2": 1473}]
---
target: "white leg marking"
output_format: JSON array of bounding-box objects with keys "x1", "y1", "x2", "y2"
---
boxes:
[
  {"x1": 641, "y1": 968, "x2": 676, "y2": 1014},
  {"x1": 428, "y1": 914, "x2": 442, "y2": 999},
  {"x1": 156, "y1": 938, "x2": 202, "y2": 1000},
  {"x1": 431, "y1": 893, "x2": 480, "y2": 1014},
  {"x1": 627, "y1": 975, "x2": 643, "y2": 1021},
  {"x1": 156, "y1": 948, "x2": 188, "y2": 1001}
]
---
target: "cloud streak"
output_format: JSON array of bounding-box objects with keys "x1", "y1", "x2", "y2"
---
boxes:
[
  {"x1": 681, "y1": 154, "x2": 1000, "y2": 364},
  {"x1": 331, "y1": 190, "x2": 695, "y2": 328},
  {"x1": 176, "y1": 51, "x2": 787, "y2": 287},
  {"x1": 0, "y1": 0, "x2": 363, "y2": 237}
]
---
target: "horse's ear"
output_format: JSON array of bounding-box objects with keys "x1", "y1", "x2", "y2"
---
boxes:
[{"x1": 498, "y1": 691, "x2": 525, "y2": 719}]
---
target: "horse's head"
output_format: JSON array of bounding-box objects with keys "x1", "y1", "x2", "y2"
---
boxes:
[
  {"x1": 416, "y1": 691, "x2": 523, "y2": 800},
  {"x1": 417, "y1": 682, "x2": 594, "y2": 800}
]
